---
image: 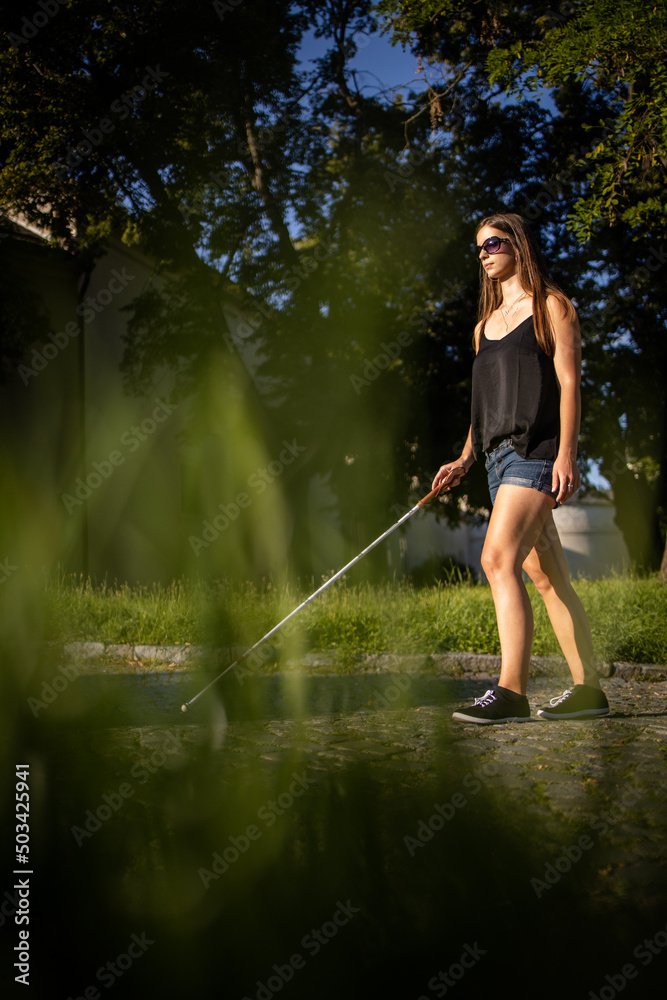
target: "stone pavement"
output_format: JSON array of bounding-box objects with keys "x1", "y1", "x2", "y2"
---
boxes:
[
  {"x1": 19, "y1": 658, "x2": 667, "y2": 998},
  {"x1": 83, "y1": 664, "x2": 667, "y2": 909}
]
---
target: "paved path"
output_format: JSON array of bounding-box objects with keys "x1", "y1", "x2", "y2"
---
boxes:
[
  {"x1": 17, "y1": 665, "x2": 667, "y2": 999},
  {"x1": 91, "y1": 668, "x2": 667, "y2": 911}
]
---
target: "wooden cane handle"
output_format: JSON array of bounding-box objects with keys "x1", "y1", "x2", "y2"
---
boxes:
[
  {"x1": 417, "y1": 467, "x2": 466, "y2": 507},
  {"x1": 417, "y1": 482, "x2": 447, "y2": 507}
]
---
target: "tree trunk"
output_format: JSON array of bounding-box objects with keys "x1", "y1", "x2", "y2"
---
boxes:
[
  {"x1": 611, "y1": 466, "x2": 662, "y2": 572},
  {"x1": 241, "y1": 93, "x2": 302, "y2": 270}
]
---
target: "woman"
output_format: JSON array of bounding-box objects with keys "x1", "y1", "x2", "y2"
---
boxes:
[{"x1": 432, "y1": 212, "x2": 609, "y2": 723}]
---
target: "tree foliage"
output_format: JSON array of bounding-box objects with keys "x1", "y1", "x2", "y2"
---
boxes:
[
  {"x1": 377, "y1": 0, "x2": 667, "y2": 240},
  {"x1": 1, "y1": 0, "x2": 666, "y2": 571},
  {"x1": 375, "y1": 0, "x2": 667, "y2": 567}
]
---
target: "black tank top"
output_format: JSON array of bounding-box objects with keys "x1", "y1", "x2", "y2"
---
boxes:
[{"x1": 471, "y1": 315, "x2": 560, "y2": 460}]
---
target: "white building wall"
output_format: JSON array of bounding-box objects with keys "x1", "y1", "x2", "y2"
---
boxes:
[
  {"x1": 397, "y1": 497, "x2": 629, "y2": 581},
  {"x1": 552, "y1": 498, "x2": 630, "y2": 577}
]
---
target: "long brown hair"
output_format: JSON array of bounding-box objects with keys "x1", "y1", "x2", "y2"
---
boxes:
[{"x1": 474, "y1": 212, "x2": 577, "y2": 355}]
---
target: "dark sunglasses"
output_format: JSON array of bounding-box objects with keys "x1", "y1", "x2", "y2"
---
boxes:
[{"x1": 475, "y1": 236, "x2": 511, "y2": 256}]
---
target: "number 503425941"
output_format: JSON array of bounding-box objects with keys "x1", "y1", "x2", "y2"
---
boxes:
[{"x1": 15, "y1": 766, "x2": 30, "y2": 861}]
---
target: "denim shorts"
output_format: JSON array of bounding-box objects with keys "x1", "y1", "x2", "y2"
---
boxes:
[{"x1": 485, "y1": 440, "x2": 559, "y2": 507}]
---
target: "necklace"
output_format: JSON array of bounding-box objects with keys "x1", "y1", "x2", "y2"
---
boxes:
[{"x1": 500, "y1": 291, "x2": 528, "y2": 332}]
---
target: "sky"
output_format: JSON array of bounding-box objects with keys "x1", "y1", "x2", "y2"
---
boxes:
[{"x1": 297, "y1": 23, "x2": 429, "y2": 102}]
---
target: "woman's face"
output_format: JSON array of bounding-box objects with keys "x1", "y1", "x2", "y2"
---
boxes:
[{"x1": 476, "y1": 225, "x2": 517, "y2": 281}]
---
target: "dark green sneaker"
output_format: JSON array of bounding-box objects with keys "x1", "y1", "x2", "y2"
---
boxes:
[
  {"x1": 452, "y1": 687, "x2": 531, "y2": 725},
  {"x1": 537, "y1": 684, "x2": 610, "y2": 720}
]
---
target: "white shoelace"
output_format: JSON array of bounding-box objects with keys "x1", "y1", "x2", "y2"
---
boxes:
[
  {"x1": 473, "y1": 689, "x2": 497, "y2": 707},
  {"x1": 549, "y1": 689, "x2": 572, "y2": 706}
]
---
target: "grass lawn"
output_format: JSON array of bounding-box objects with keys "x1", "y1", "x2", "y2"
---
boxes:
[{"x1": 37, "y1": 573, "x2": 667, "y2": 666}]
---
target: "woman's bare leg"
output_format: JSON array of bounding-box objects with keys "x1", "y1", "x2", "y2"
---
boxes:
[
  {"x1": 522, "y1": 512, "x2": 600, "y2": 688},
  {"x1": 481, "y1": 485, "x2": 555, "y2": 696}
]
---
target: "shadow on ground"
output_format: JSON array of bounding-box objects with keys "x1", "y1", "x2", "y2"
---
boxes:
[{"x1": 1, "y1": 658, "x2": 666, "y2": 999}]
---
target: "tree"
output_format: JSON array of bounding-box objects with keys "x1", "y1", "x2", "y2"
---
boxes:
[
  {"x1": 376, "y1": 0, "x2": 667, "y2": 242},
  {"x1": 485, "y1": 0, "x2": 667, "y2": 568},
  {"x1": 0, "y1": 0, "x2": 330, "y2": 579},
  {"x1": 375, "y1": 0, "x2": 667, "y2": 569},
  {"x1": 244, "y1": 0, "x2": 585, "y2": 561},
  {"x1": 2, "y1": 0, "x2": 485, "y2": 577},
  {"x1": 485, "y1": 0, "x2": 667, "y2": 242},
  {"x1": 5, "y1": 0, "x2": 664, "y2": 575}
]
